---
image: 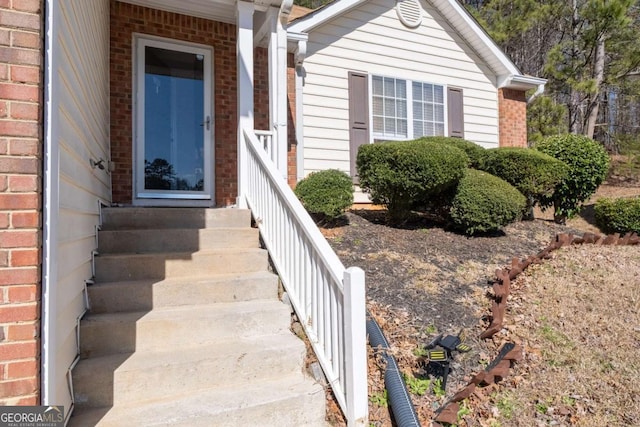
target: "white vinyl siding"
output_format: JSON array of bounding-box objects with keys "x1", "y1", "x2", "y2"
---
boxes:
[
  {"x1": 300, "y1": 0, "x2": 500, "y2": 176},
  {"x1": 46, "y1": 0, "x2": 110, "y2": 409}
]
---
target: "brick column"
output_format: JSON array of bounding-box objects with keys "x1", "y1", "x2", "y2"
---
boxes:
[
  {"x1": 498, "y1": 88, "x2": 528, "y2": 148},
  {"x1": 0, "y1": 0, "x2": 44, "y2": 406}
]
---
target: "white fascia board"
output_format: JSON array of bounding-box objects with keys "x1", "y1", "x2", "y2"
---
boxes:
[
  {"x1": 286, "y1": 31, "x2": 308, "y2": 54},
  {"x1": 288, "y1": 0, "x2": 367, "y2": 33},
  {"x1": 498, "y1": 74, "x2": 547, "y2": 90}
]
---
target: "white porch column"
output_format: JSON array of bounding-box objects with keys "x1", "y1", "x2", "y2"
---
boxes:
[
  {"x1": 267, "y1": 8, "x2": 279, "y2": 168},
  {"x1": 236, "y1": 0, "x2": 255, "y2": 208},
  {"x1": 266, "y1": 8, "x2": 288, "y2": 180},
  {"x1": 276, "y1": 16, "x2": 288, "y2": 180}
]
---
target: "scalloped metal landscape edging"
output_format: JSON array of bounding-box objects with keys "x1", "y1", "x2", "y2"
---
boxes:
[{"x1": 431, "y1": 230, "x2": 639, "y2": 426}]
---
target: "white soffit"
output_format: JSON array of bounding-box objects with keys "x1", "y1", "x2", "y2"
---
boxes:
[{"x1": 120, "y1": 0, "x2": 285, "y2": 24}]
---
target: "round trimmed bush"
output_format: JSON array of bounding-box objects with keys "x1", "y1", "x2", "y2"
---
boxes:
[
  {"x1": 356, "y1": 140, "x2": 469, "y2": 221},
  {"x1": 535, "y1": 134, "x2": 610, "y2": 223},
  {"x1": 419, "y1": 136, "x2": 487, "y2": 169},
  {"x1": 594, "y1": 197, "x2": 640, "y2": 234},
  {"x1": 482, "y1": 147, "x2": 569, "y2": 217},
  {"x1": 450, "y1": 169, "x2": 527, "y2": 235},
  {"x1": 294, "y1": 169, "x2": 353, "y2": 221}
]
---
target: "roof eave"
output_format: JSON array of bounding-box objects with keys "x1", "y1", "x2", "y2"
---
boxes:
[{"x1": 499, "y1": 74, "x2": 547, "y2": 91}]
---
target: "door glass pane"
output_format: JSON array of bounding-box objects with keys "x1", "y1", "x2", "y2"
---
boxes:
[{"x1": 144, "y1": 46, "x2": 205, "y2": 192}]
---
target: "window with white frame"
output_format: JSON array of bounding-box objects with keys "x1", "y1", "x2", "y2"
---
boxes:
[
  {"x1": 371, "y1": 75, "x2": 446, "y2": 140},
  {"x1": 372, "y1": 76, "x2": 408, "y2": 138},
  {"x1": 412, "y1": 81, "x2": 445, "y2": 137}
]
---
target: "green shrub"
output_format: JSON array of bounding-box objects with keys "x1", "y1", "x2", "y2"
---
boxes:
[
  {"x1": 594, "y1": 197, "x2": 640, "y2": 234},
  {"x1": 482, "y1": 148, "x2": 569, "y2": 217},
  {"x1": 419, "y1": 136, "x2": 487, "y2": 169},
  {"x1": 294, "y1": 169, "x2": 353, "y2": 221},
  {"x1": 356, "y1": 140, "x2": 469, "y2": 221},
  {"x1": 450, "y1": 169, "x2": 527, "y2": 235},
  {"x1": 535, "y1": 134, "x2": 610, "y2": 223}
]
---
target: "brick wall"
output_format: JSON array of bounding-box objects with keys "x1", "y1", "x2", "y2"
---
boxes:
[
  {"x1": 498, "y1": 88, "x2": 528, "y2": 147},
  {"x1": 287, "y1": 53, "x2": 297, "y2": 187},
  {"x1": 110, "y1": 1, "x2": 238, "y2": 206},
  {"x1": 254, "y1": 47, "x2": 269, "y2": 131},
  {"x1": 0, "y1": 0, "x2": 44, "y2": 406}
]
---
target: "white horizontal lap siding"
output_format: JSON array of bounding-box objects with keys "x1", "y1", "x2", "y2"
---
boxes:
[
  {"x1": 301, "y1": 0, "x2": 501, "y2": 175},
  {"x1": 48, "y1": 0, "x2": 110, "y2": 409}
]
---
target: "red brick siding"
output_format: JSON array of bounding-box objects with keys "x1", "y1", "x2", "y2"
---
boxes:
[
  {"x1": 498, "y1": 88, "x2": 528, "y2": 147},
  {"x1": 110, "y1": 1, "x2": 239, "y2": 206},
  {"x1": 287, "y1": 54, "x2": 297, "y2": 187},
  {"x1": 254, "y1": 47, "x2": 269, "y2": 131},
  {"x1": 0, "y1": 0, "x2": 43, "y2": 406}
]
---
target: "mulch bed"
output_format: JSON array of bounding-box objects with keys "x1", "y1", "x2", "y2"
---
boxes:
[{"x1": 322, "y1": 211, "x2": 586, "y2": 426}]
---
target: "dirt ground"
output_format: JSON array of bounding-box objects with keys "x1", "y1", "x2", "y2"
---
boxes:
[{"x1": 322, "y1": 158, "x2": 640, "y2": 426}]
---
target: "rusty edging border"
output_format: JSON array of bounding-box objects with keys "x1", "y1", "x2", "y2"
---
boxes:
[{"x1": 432, "y1": 231, "x2": 639, "y2": 426}]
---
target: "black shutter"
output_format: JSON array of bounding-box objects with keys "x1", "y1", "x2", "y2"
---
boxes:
[
  {"x1": 348, "y1": 71, "x2": 369, "y2": 180},
  {"x1": 447, "y1": 87, "x2": 464, "y2": 138}
]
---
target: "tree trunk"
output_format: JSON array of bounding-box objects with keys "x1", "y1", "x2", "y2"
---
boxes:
[{"x1": 585, "y1": 36, "x2": 606, "y2": 139}]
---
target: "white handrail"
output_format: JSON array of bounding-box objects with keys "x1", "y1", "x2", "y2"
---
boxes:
[{"x1": 240, "y1": 126, "x2": 368, "y2": 426}]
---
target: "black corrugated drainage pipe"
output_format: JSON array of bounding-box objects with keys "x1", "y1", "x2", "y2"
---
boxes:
[{"x1": 367, "y1": 313, "x2": 422, "y2": 427}]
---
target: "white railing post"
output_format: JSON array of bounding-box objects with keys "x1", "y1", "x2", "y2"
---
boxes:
[{"x1": 343, "y1": 267, "x2": 368, "y2": 427}]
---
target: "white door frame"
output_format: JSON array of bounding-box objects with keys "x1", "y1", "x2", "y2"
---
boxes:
[{"x1": 133, "y1": 34, "x2": 215, "y2": 205}]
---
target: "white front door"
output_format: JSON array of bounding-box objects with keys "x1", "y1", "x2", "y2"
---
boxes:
[{"x1": 135, "y1": 35, "x2": 213, "y2": 202}]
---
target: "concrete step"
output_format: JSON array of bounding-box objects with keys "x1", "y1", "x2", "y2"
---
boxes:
[
  {"x1": 88, "y1": 272, "x2": 279, "y2": 313},
  {"x1": 80, "y1": 300, "x2": 291, "y2": 358},
  {"x1": 69, "y1": 375, "x2": 326, "y2": 427},
  {"x1": 94, "y1": 248, "x2": 268, "y2": 282},
  {"x1": 101, "y1": 208, "x2": 251, "y2": 230},
  {"x1": 73, "y1": 334, "x2": 308, "y2": 408},
  {"x1": 98, "y1": 227, "x2": 259, "y2": 254}
]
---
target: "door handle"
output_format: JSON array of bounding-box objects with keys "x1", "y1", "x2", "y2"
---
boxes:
[{"x1": 201, "y1": 116, "x2": 211, "y2": 130}]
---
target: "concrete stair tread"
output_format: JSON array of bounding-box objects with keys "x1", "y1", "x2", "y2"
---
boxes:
[
  {"x1": 88, "y1": 271, "x2": 279, "y2": 313},
  {"x1": 69, "y1": 375, "x2": 326, "y2": 427},
  {"x1": 90, "y1": 270, "x2": 277, "y2": 291},
  {"x1": 100, "y1": 208, "x2": 251, "y2": 230},
  {"x1": 96, "y1": 247, "x2": 266, "y2": 259},
  {"x1": 85, "y1": 299, "x2": 290, "y2": 324},
  {"x1": 98, "y1": 227, "x2": 259, "y2": 253},
  {"x1": 76, "y1": 333, "x2": 306, "y2": 374}
]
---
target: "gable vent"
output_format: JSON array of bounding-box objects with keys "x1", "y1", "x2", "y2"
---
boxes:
[{"x1": 396, "y1": 0, "x2": 422, "y2": 28}]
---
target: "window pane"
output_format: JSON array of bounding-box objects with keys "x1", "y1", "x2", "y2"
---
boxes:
[
  {"x1": 425, "y1": 121, "x2": 434, "y2": 136},
  {"x1": 425, "y1": 104, "x2": 434, "y2": 120},
  {"x1": 385, "y1": 118, "x2": 396, "y2": 134},
  {"x1": 384, "y1": 78, "x2": 395, "y2": 97},
  {"x1": 414, "y1": 121, "x2": 424, "y2": 137},
  {"x1": 412, "y1": 82, "x2": 422, "y2": 101},
  {"x1": 396, "y1": 80, "x2": 407, "y2": 98},
  {"x1": 424, "y1": 84, "x2": 433, "y2": 102},
  {"x1": 397, "y1": 119, "x2": 408, "y2": 136},
  {"x1": 435, "y1": 105, "x2": 445, "y2": 122},
  {"x1": 373, "y1": 116, "x2": 384, "y2": 133},
  {"x1": 373, "y1": 97, "x2": 383, "y2": 115},
  {"x1": 435, "y1": 123, "x2": 445, "y2": 136},
  {"x1": 372, "y1": 76, "x2": 383, "y2": 96},
  {"x1": 397, "y1": 99, "x2": 407, "y2": 117},
  {"x1": 384, "y1": 98, "x2": 395, "y2": 116},
  {"x1": 413, "y1": 102, "x2": 422, "y2": 120},
  {"x1": 434, "y1": 85, "x2": 444, "y2": 104}
]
